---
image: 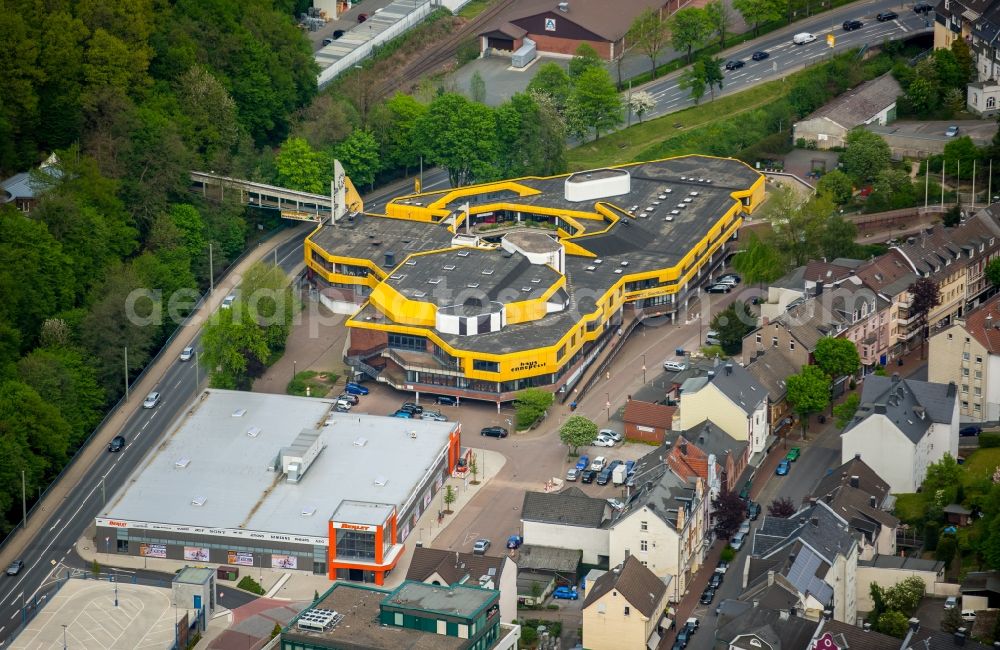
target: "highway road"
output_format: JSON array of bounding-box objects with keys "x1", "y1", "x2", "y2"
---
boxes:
[{"x1": 638, "y1": 0, "x2": 933, "y2": 121}]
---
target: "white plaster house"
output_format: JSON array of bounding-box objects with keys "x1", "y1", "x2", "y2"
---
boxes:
[
  {"x1": 840, "y1": 375, "x2": 959, "y2": 493},
  {"x1": 677, "y1": 360, "x2": 770, "y2": 458}
]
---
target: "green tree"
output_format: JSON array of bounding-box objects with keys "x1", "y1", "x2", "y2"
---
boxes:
[
  {"x1": 414, "y1": 93, "x2": 497, "y2": 187},
  {"x1": 786, "y1": 365, "x2": 830, "y2": 436},
  {"x1": 865, "y1": 169, "x2": 918, "y2": 212},
  {"x1": 175, "y1": 65, "x2": 245, "y2": 171},
  {"x1": 875, "y1": 610, "x2": 910, "y2": 638},
  {"x1": 923, "y1": 454, "x2": 962, "y2": 502},
  {"x1": 908, "y1": 278, "x2": 941, "y2": 359},
  {"x1": 628, "y1": 91, "x2": 656, "y2": 124},
  {"x1": 199, "y1": 306, "x2": 271, "y2": 389},
  {"x1": 943, "y1": 136, "x2": 982, "y2": 180},
  {"x1": 767, "y1": 497, "x2": 796, "y2": 517},
  {"x1": 731, "y1": 232, "x2": 787, "y2": 287},
  {"x1": 514, "y1": 388, "x2": 554, "y2": 429},
  {"x1": 842, "y1": 129, "x2": 892, "y2": 183},
  {"x1": 566, "y1": 67, "x2": 622, "y2": 141},
  {"x1": 901, "y1": 59, "x2": 940, "y2": 116},
  {"x1": 336, "y1": 129, "x2": 381, "y2": 190},
  {"x1": 275, "y1": 136, "x2": 330, "y2": 194},
  {"x1": 496, "y1": 93, "x2": 567, "y2": 178},
  {"x1": 443, "y1": 485, "x2": 456, "y2": 513},
  {"x1": 833, "y1": 393, "x2": 860, "y2": 428},
  {"x1": 733, "y1": 0, "x2": 783, "y2": 36},
  {"x1": 679, "y1": 65, "x2": 707, "y2": 104},
  {"x1": 710, "y1": 301, "x2": 756, "y2": 355},
  {"x1": 669, "y1": 7, "x2": 711, "y2": 63},
  {"x1": 942, "y1": 604, "x2": 963, "y2": 633},
  {"x1": 17, "y1": 346, "x2": 105, "y2": 447},
  {"x1": 814, "y1": 337, "x2": 861, "y2": 382},
  {"x1": 816, "y1": 170, "x2": 853, "y2": 205},
  {"x1": 559, "y1": 415, "x2": 598, "y2": 455},
  {"x1": 712, "y1": 489, "x2": 747, "y2": 537},
  {"x1": 470, "y1": 71, "x2": 487, "y2": 104},
  {"x1": 936, "y1": 536, "x2": 957, "y2": 569},
  {"x1": 568, "y1": 43, "x2": 603, "y2": 80},
  {"x1": 240, "y1": 262, "x2": 296, "y2": 353},
  {"x1": 950, "y1": 39, "x2": 975, "y2": 86},
  {"x1": 763, "y1": 186, "x2": 831, "y2": 266},
  {"x1": 985, "y1": 258, "x2": 1000, "y2": 287},
  {"x1": 705, "y1": 0, "x2": 734, "y2": 49},
  {"x1": 468, "y1": 454, "x2": 480, "y2": 484},
  {"x1": 819, "y1": 215, "x2": 860, "y2": 259},
  {"x1": 270, "y1": 622, "x2": 282, "y2": 639},
  {"x1": 943, "y1": 202, "x2": 962, "y2": 228},
  {"x1": 526, "y1": 63, "x2": 572, "y2": 113},
  {"x1": 371, "y1": 93, "x2": 427, "y2": 176},
  {"x1": 628, "y1": 9, "x2": 670, "y2": 78},
  {"x1": 700, "y1": 57, "x2": 725, "y2": 101}
]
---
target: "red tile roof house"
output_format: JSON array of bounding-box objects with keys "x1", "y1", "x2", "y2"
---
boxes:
[
  {"x1": 622, "y1": 400, "x2": 676, "y2": 444},
  {"x1": 664, "y1": 422, "x2": 748, "y2": 497}
]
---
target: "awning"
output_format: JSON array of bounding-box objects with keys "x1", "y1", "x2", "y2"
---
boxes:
[{"x1": 646, "y1": 631, "x2": 662, "y2": 650}]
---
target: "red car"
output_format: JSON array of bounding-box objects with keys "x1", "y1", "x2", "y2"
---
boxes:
[{"x1": 357, "y1": 12, "x2": 368, "y2": 22}]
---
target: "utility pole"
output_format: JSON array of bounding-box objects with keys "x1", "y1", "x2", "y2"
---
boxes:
[
  {"x1": 924, "y1": 162, "x2": 929, "y2": 208},
  {"x1": 209, "y1": 243, "x2": 214, "y2": 295},
  {"x1": 124, "y1": 346, "x2": 129, "y2": 402},
  {"x1": 195, "y1": 350, "x2": 200, "y2": 389},
  {"x1": 22, "y1": 469, "x2": 26, "y2": 530}
]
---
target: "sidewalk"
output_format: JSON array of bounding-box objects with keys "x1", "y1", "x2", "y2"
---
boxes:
[{"x1": 0, "y1": 224, "x2": 312, "y2": 576}]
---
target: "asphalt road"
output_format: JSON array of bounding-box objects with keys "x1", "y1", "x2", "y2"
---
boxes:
[{"x1": 639, "y1": 0, "x2": 933, "y2": 122}]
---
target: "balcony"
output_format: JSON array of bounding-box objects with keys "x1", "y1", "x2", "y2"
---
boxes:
[{"x1": 383, "y1": 348, "x2": 463, "y2": 375}]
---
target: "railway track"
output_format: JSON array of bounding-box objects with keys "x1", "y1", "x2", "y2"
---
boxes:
[{"x1": 372, "y1": 0, "x2": 518, "y2": 99}]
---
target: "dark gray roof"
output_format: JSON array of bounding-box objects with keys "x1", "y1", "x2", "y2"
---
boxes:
[
  {"x1": 752, "y1": 516, "x2": 802, "y2": 556},
  {"x1": 516, "y1": 544, "x2": 581, "y2": 573},
  {"x1": 718, "y1": 606, "x2": 820, "y2": 650},
  {"x1": 771, "y1": 266, "x2": 807, "y2": 291},
  {"x1": 811, "y1": 456, "x2": 899, "y2": 534},
  {"x1": 746, "y1": 349, "x2": 799, "y2": 401},
  {"x1": 582, "y1": 556, "x2": 667, "y2": 618},
  {"x1": 621, "y1": 466, "x2": 697, "y2": 530},
  {"x1": 804, "y1": 73, "x2": 903, "y2": 129},
  {"x1": 682, "y1": 359, "x2": 766, "y2": 414},
  {"x1": 521, "y1": 487, "x2": 607, "y2": 527},
  {"x1": 678, "y1": 419, "x2": 745, "y2": 465},
  {"x1": 846, "y1": 376, "x2": 957, "y2": 444}
]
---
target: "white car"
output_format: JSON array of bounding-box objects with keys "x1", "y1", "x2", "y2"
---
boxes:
[
  {"x1": 663, "y1": 360, "x2": 688, "y2": 372},
  {"x1": 179, "y1": 346, "x2": 194, "y2": 362},
  {"x1": 221, "y1": 294, "x2": 237, "y2": 309},
  {"x1": 594, "y1": 436, "x2": 615, "y2": 447},
  {"x1": 607, "y1": 498, "x2": 625, "y2": 511},
  {"x1": 730, "y1": 532, "x2": 747, "y2": 550},
  {"x1": 598, "y1": 429, "x2": 622, "y2": 443},
  {"x1": 590, "y1": 456, "x2": 607, "y2": 472},
  {"x1": 738, "y1": 520, "x2": 751, "y2": 535},
  {"x1": 793, "y1": 32, "x2": 816, "y2": 44},
  {"x1": 142, "y1": 392, "x2": 161, "y2": 409}
]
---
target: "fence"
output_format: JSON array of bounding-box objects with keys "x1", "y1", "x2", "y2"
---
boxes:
[{"x1": 0, "y1": 222, "x2": 293, "y2": 555}]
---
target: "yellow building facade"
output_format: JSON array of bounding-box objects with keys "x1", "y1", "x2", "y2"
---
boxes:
[{"x1": 305, "y1": 156, "x2": 764, "y2": 402}]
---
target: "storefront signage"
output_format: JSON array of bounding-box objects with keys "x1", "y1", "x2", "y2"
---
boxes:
[
  {"x1": 544, "y1": 17, "x2": 556, "y2": 31},
  {"x1": 271, "y1": 554, "x2": 298, "y2": 569},
  {"x1": 183, "y1": 547, "x2": 209, "y2": 562},
  {"x1": 95, "y1": 518, "x2": 328, "y2": 546},
  {"x1": 332, "y1": 522, "x2": 376, "y2": 532},
  {"x1": 636, "y1": 425, "x2": 655, "y2": 433},
  {"x1": 228, "y1": 551, "x2": 255, "y2": 566},
  {"x1": 140, "y1": 543, "x2": 166, "y2": 558},
  {"x1": 511, "y1": 359, "x2": 542, "y2": 373}
]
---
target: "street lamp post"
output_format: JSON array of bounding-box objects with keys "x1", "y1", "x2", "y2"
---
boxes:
[
  {"x1": 641, "y1": 354, "x2": 647, "y2": 384},
  {"x1": 606, "y1": 393, "x2": 611, "y2": 422},
  {"x1": 62, "y1": 624, "x2": 68, "y2": 649}
]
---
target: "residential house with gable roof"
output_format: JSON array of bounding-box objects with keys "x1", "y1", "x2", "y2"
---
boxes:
[
  {"x1": 812, "y1": 616, "x2": 992, "y2": 650},
  {"x1": 930, "y1": 279, "x2": 1000, "y2": 422},
  {"x1": 622, "y1": 399, "x2": 677, "y2": 444},
  {"x1": 744, "y1": 501, "x2": 859, "y2": 624},
  {"x1": 716, "y1": 605, "x2": 821, "y2": 650},
  {"x1": 677, "y1": 359, "x2": 770, "y2": 459},
  {"x1": 746, "y1": 348, "x2": 799, "y2": 432},
  {"x1": 666, "y1": 421, "x2": 747, "y2": 498},
  {"x1": 854, "y1": 248, "x2": 920, "y2": 358},
  {"x1": 792, "y1": 73, "x2": 902, "y2": 149},
  {"x1": 582, "y1": 555, "x2": 671, "y2": 650},
  {"x1": 520, "y1": 487, "x2": 609, "y2": 564},
  {"x1": 405, "y1": 547, "x2": 518, "y2": 624},
  {"x1": 841, "y1": 375, "x2": 959, "y2": 493},
  {"x1": 810, "y1": 455, "x2": 899, "y2": 557}
]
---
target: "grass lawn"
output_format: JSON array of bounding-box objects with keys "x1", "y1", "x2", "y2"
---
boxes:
[
  {"x1": 961, "y1": 447, "x2": 1000, "y2": 486},
  {"x1": 893, "y1": 492, "x2": 925, "y2": 525},
  {"x1": 457, "y1": 0, "x2": 493, "y2": 19},
  {"x1": 565, "y1": 80, "x2": 788, "y2": 171},
  {"x1": 287, "y1": 370, "x2": 340, "y2": 397}
]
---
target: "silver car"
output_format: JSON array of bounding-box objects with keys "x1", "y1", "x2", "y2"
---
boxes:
[
  {"x1": 142, "y1": 392, "x2": 161, "y2": 408},
  {"x1": 421, "y1": 410, "x2": 448, "y2": 422}
]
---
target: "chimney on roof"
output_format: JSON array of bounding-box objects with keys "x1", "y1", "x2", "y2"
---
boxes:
[
  {"x1": 779, "y1": 609, "x2": 790, "y2": 621},
  {"x1": 870, "y1": 495, "x2": 877, "y2": 508},
  {"x1": 863, "y1": 621, "x2": 872, "y2": 631},
  {"x1": 726, "y1": 363, "x2": 733, "y2": 375},
  {"x1": 768, "y1": 570, "x2": 775, "y2": 586},
  {"x1": 679, "y1": 441, "x2": 687, "y2": 455},
  {"x1": 824, "y1": 493, "x2": 833, "y2": 504},
  {"x1": 823, "y1": 610, "x2": 833, "y2": 621},
  {"x1": 455, "y1": 551, "x2": 460, "y2": 567},
  {"x1": 948, "y1": 381, "x2": 957, "y2": 398},
  {"x1": 909, "y1": 618, "x2": 921, "y2": 634},
  {"x1": 810, "y1": 517, "x2": 819, "y2": 527},
  {"x1": 854, "y1": 453, "x2": 861, "y2": 461},
  {"x1": 850, "y1": 475, "x2": 860, "y2": 488}
]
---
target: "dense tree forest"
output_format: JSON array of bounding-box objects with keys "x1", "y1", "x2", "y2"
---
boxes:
[{"x1": 0, "y1": 0, "x2": 317, "y2": 534}]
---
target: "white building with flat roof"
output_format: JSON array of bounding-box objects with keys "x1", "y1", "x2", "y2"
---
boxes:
[{"x1": 96, "y1": 389, "x2": 462, "y2": 585}]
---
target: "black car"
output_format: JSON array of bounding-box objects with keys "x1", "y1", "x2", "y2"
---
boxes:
[
  {"x1": 751, "y1": 50, "x2": 770, "y2": 61},
  {"x1": 843, "y1": 19, "x2": 863, "y2": 30},
  {"x1": 709, "y1": 572, "x2": 724, "y2": 589},
  {"x1": 108, "y1": 435, "x2": 126, "y2": 453},
  {"x1": 747, "y1": 501, "x2": 761, "y2": 520},
  {"x1": 914, "y1": 2, "x2": 933, "y2": 12},
  {"x1": 400, "y1": 402, "x2": 423, "y2": 414},
  {"x1": 597, "y1": 468, "x2": 613, "y2": 485},
  {"x1": 581, "y1": 469, "x2": 597, "y2": 483},
  {"x1": 480, "y1": 426, "x2": 508, "y2": 438},
  {"x1": 435, "y1": 395, "x2": 459, "y2": 406},
  {"x1": 876, "y1": 10, "x2": 898, "y2": 20},
  {"x1": 724, "y1": 59, "x2": 744, "y2": 71},
  {"x1": 676, "y1": 629, "x2": 691, "y2": 647},
  {"x1": 960, "y1": 426, "x2": 982, "y2": 436},
  {"x1": 333, "y1": 29, "x2": 345, "y2": 39},
  {"x1": 699, "y1": 588, "x2": 716, "y2": 604},
  {"x1": 706, "y1": 284, "x2": 732, "y2": 293}
]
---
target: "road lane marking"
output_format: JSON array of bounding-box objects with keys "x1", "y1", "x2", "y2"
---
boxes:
[
  {"x1": 48, "y1": 518, "x2": 61, "y2": 532},
  {"x1": 8, "y1": 592, "x2": 21, "y2": 607}
]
